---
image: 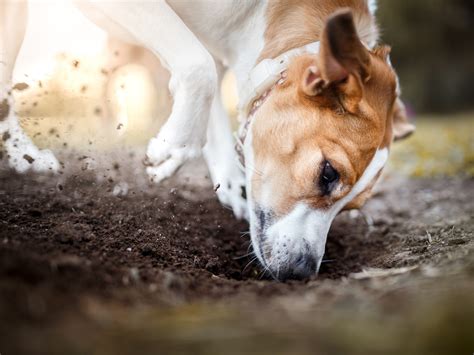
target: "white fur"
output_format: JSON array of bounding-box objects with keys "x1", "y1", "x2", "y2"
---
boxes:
[
  {"x1": 203, "y1": 62, "x2": 248, "y2": 219},
  {"x1": 243, "y1": 119, "x2": 264, "y2": 264}
]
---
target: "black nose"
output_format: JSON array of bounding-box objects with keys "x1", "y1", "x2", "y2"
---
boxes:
[{"x1": 281, "y1": 253, "x2": 317, "y2": 280}]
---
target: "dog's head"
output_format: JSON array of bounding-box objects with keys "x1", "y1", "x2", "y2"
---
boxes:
[{"x1": 244, "y1": 9, "x2": 414, "y2": 280}]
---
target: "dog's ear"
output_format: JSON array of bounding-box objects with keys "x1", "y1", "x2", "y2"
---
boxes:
[
  {"x1": 302, "y1": 9, "x2": 371, "y2": 111},
  {"x1": 392, "y1": 98, "x2": 415, "y2": 141},
  {"x1": 319, "y1": 9, "x2": 370, "y2": 84}
]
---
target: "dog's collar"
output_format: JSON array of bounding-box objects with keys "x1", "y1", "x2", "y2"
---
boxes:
[
  {"x1": 238, "y1": 40, "x2": 321, "y2": 116},
  {"x1": 235, "y1": 40, "x2": 321, "y2": 169}
]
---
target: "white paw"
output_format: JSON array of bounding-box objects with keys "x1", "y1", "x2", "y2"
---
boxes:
[
  {"x1": 1, "y1": 101, "x2": 60, "y2": 174},
  {"x1": 30, "y1": 149, "x2": 60, "y2": 173},
  {"x1": 8, "y1": 148, "x2": 59, "y2": 174},
  {"x1": 213, "y1": 171, "x2": 248, "y2": 221},
  {"x1": 145, "y1": 137, "x2": 201, "y2": 184}
]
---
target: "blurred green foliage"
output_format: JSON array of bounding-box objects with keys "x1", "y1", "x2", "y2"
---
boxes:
[{"x1": 378, "y1": 0, "x2": 474, "y2": 113}]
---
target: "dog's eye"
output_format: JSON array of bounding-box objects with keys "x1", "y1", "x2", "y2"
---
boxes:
[{"x1": 319, "y1": 161, "x2": 339, "y2": 195}]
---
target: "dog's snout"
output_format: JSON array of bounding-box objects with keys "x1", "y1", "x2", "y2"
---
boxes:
[{"x1": 280, "y1": 253, "x2": 317, "y2": 280}]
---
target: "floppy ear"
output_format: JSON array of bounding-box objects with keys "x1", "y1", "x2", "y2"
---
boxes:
[
  {"x1": 392, "y1": 98, "x2": 415, "y2": 141},
  {"x1": 320, "y1": 9, "x2": 371, "y2": 83},
  {"x1": 302, "y1": 9, "x2": 371, "y2": 111}
]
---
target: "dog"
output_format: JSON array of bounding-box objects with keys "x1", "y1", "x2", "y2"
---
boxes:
[{"x1": 1, "y1": 0, "x2": 414, "y2": 280}]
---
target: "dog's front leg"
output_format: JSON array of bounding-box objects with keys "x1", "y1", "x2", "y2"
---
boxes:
[
  {"x1": 0, "y1": 1, "x2": 59, "y2": 173},
  {"x1": 137, "y1": 2, "x2": 217, "y2": 183},
  {"x1": 204, "y1": 63, "x2": 248, "y2": 220},
  {"x1": 76, "y1": 1, "x2": 216, "y2": 181}
]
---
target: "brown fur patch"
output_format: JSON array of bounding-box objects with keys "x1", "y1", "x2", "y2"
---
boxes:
[{"x1": 259, "y1": 0, "x2": 377, "y2": 61}]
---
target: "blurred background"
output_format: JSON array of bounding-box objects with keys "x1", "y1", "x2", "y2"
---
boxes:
[
  {"x1": 378, "y1": 0, "x2": 474, "y2": 113},
  {"x1": 377, "y1": 0, "x2": 474, "y2": 176},
  {"x1": 6, "y1": 0, "x2": 474, "y2": 177}
]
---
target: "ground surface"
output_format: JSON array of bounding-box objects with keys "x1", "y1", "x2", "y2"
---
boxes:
[
  {"x1": 0, "y1": 167, "x2": 473, "y2": 354},
  {"x1": 0, "y1": 115, "x2": 473, "y2": 355}
]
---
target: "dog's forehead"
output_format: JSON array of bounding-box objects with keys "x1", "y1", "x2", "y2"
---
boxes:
[{"x1": 252, "y1": 93, "x2": 380, "y2": 169}]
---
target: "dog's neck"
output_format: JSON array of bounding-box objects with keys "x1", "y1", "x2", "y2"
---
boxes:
[{"x1": 231, "y1": 1, "x2": 376, "y2": 98}]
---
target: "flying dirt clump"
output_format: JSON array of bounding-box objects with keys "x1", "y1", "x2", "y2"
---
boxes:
[
  {"x1": 0, "y1": 99, "x2": 9, "y2": 121},
  {"x1": 12, "y1": 82, "x2": 29, "y2": 91}
]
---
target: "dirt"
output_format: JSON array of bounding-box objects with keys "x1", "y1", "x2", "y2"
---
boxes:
[
  {"x1": 0, "y1": 99, "x2": 10, "y2": 121},
  {"x1": 0, "y1": 165, "x2": 473, "y2": 354}
]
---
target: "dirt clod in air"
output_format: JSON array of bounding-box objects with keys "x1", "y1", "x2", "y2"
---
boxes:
[
  {"x1": 2, "y1": 131, "x2": 11, "y2": 141},
  {"x1": 0, "y1": 99, "x2": 10, "y2": 121},
  {"x1": 23, "y1": 154, "x2": 35, "y2": 164},
  {"x1": 12, "y1": 82, "x2": 29, "y2": 91}
]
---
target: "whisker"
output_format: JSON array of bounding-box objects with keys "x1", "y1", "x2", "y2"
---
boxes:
[
  {"x1": 321, "y1": 259, "x2": 335, "y2": 264},
  {"x1": 266, "y1": 268, "x2": 279, "y2": 282},
  {"x1": 233, "y1": 251, "x2": 255, "y2": 260},
  {"x1": 245, "y1": 243, "x2": 253, "y2": 254},
  {"x1": 240, "y1": 231, "x2": 250, "y2": 238},
  {"x1": 221, "y1": 204, "x2": 233, "y2": 212},
  {"x1": 243, "y1": 256, "x2": 258, "y2": 274}
]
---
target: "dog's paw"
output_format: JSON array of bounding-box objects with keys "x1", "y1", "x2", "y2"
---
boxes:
[
  {"x1": 212, "y1": 168, "x2": 248, "y2": 221},
  {"x1": 1, "y1": 100, "x2": 60, "y2": 174},
  {"x1": 145, "y1": 137, "x2": 201, "y2": 184},
  {"x1": 217, "y1": 181, "x2": 248, "y2": 221},
  {"x1": 31, "y1": 149, "x2": 60, "y2": 173},
  {"x1": 7, "y1": 145, "x2": 59, "y2": 174}
]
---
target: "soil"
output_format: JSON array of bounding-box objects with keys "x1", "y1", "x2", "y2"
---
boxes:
[{"x1": 0, "y1": 166, "x2": 473, "y2": 354}]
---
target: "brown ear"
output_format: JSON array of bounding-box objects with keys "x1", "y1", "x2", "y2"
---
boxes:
[
  {"x1": 303, "y1": 9, "x2": 371, "y2": 111},
  {"x1": 319, "y1": 9, "x2": 371, "y2": 84},
  {"x1": 392, "y1": 98, "x2": 415, "y2": 141}
]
